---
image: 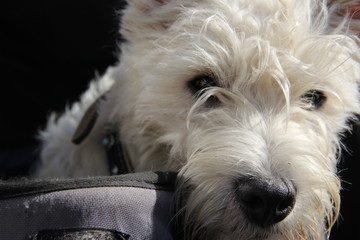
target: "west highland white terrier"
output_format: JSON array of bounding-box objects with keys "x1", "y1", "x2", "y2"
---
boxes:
[{"x1": 35, "y1": 0, "x2": 360, "y2": 239}]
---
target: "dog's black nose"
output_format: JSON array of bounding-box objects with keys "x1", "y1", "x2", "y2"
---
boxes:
[{"x1": 235, "y1": 178, "x2": 296, "y2": 227}]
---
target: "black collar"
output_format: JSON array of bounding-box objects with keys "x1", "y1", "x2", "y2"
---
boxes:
[
  {"x1": 101, "y1": 128, "x2": 132, "y2": 175},
  {"x1": 70, "y1": 93, "x2": 132, "y2": 175}
]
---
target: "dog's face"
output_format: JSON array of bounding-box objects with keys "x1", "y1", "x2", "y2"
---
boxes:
[{"x1": 112, "y1": 0, "x2": 360, "y2": 239}]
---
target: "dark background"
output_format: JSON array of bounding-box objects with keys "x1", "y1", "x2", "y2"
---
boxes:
[{"x1": 0, "y1": 1, "x2": 358, "y2": 239}]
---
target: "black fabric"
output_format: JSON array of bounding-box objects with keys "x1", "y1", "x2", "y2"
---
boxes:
[
  {"x1": 331, "y1": 120, "x2": 360, "y2": 240},
  {"x1": 32, "y1": 229, "x2": 129, "y2": 240},
  {"x1": 0, "y1": 0, "x2": 127, "y2": 179},
  {"x1": 0, "y1": 171, "x2": 177, "y2": 200},
  {"x1": 0, "y1": 0, "x2": 126, "y2": 150}
]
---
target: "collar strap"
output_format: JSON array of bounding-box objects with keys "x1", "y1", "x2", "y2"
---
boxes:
[{"x1": 101, "y1": 128, "x2": 131, "y2": 175}]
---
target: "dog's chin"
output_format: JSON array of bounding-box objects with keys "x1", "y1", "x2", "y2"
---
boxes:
[
  {"x1": 188, "y1": 207, "x2": 323, "y2": 240},
  {"x1": 203, "y1": 220, "x2": 312, "y2": 240},
  {"x1": 194, "y1": 219, "x2": 297, "y2": 240}
]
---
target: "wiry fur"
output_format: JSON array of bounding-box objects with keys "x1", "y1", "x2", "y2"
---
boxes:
[{"x1": 35, "y1": 0, "x2": 360, "y2": 239}]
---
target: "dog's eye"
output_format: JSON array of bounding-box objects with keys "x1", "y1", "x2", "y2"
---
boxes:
[
  {"x1": 188, "y1": 75, "x2": 217, "y2": 95},
  {"x1": 300, "y1": 90, "x2": 326, "y2": 110}
]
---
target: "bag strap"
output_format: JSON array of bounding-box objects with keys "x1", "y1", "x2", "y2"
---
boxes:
[{"x1": 0, "y1": 171, "x2": 177, "y2": 200}]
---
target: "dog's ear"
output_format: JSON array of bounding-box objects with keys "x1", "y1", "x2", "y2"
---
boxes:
[
  {"x1": 72, "y1": 95, "x2": 105, "y2": 145},
  {"x1": 120, "y1": 0, "x2": 181, "y2": 42}
]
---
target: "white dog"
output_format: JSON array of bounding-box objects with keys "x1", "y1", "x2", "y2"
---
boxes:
[{"x1": 35, "y1": 0, "x2": 360, "y2": 239}]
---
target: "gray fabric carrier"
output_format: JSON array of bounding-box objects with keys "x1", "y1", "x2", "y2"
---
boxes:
[{"x1": 0, "y1": 172, "x2": 177, "y2": 240}]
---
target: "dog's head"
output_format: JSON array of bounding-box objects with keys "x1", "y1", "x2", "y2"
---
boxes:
[{"x1": 109, "y1": 0, "x2": 360, "y2": 239}]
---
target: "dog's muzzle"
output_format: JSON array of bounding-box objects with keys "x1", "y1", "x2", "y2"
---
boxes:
[{"x1": 235, "y1": 177, "x2": 296, "y2": 228}]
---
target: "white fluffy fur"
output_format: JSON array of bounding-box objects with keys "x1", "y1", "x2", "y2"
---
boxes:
[{"x1": 35, "y1": 0, "x2": 360, "y2": 239}]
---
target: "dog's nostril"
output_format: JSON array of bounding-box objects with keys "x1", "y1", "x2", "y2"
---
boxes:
[
  {"x1": 277, "y1": 196, "x2": 294, "y2": 212},
  {"x1": 235, "y1": 178, "x2": 296, "y2": 227}
]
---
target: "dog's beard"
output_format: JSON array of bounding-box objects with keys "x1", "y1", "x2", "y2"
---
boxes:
[
  {"x1": 175, "y1": 171, "x2": 335, "y2": 240},
  {"x1": 168, "y1": 105, "x2": 339, "y2": 240}
]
